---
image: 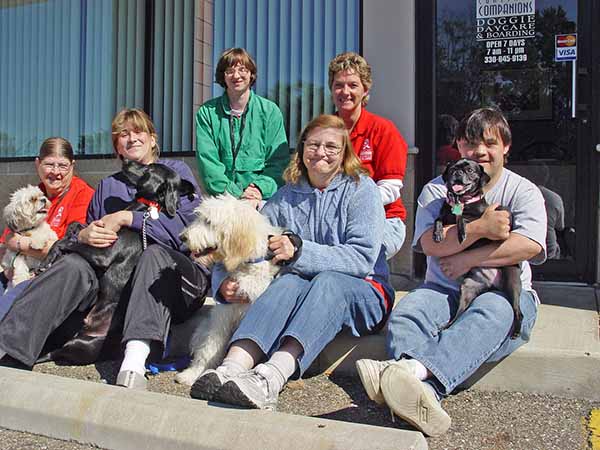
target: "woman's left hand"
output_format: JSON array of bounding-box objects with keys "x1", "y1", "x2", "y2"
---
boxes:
[
  {"x1": 4, "y1": 232, "x2": 21, "y2": 253},
  {"x1": 101, "y1": 211, "x2": 133, "y2": 233},
  {"x1": 268, "y1": 235, "x2": 295, "y2": 264}
]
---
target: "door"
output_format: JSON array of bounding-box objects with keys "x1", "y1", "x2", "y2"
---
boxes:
[{"x1": 417, "y1": 0, "x2": 598, "y2": 282}]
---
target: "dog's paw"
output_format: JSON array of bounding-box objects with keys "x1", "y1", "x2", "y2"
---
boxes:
[
  {"x1": 510, "y1": 315, "x2": 523, "y2": 339},
  {"x1": 433, "y1": 220, "x2": 444, "y2": 243},
  {"x1": 175, "y1": 366, "x2": 204, "y2": 386}
]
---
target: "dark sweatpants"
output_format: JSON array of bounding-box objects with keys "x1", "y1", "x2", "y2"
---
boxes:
[
  {"x1": 0, "y1": 253, "x2": 99, "y2": 366},
  {"x1": 0, "y1": 245, "x2": 209, "y2": 366},
  {"x1": 121, "y1": 244, "x2": 210, "y2": 351}
]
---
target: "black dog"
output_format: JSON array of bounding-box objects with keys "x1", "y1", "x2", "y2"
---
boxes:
[
  {"x1": 37, "y1": 160, "x2": 196, "y2": 364},
  {"x1": 433, "y1": 158, "x2": 522, "y2": 338}
]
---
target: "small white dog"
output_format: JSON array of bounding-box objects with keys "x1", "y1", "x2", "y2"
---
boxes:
[
  {"x1": 1, "y1": 185, "x2": 57, "y2": 287},
  {"x1": 174, "y1": 194, "x2": 282, "y2": 385}
]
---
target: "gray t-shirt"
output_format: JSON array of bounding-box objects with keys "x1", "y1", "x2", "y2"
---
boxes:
[{"x1": 413, "y1": 168, "x2": 547, "y2": 293}]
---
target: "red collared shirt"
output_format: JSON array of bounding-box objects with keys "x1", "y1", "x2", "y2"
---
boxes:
[{"x1": 348, "y1": 108, "x2": 408, "y2": 220}]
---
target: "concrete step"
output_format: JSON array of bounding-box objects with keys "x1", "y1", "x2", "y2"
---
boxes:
[
  {"x1": 0, "y1": 367, "x2": 427, "y2": 450},
  {"x1": 310, "y1": 292, "x2": 600, "y2": 400}
]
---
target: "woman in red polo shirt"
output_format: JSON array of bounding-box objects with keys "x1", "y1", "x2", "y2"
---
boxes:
[
  {"x1": 328, "y1": 52, "x2": 408, "y2": 259},
  {"x1": 0, "y1": 137, "x2": 94, "y2": 320}
]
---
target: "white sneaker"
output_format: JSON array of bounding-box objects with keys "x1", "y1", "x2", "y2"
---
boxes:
[
  {"x1": 191, "y1": 369, "x2": 231, "y2": 401},
  {"x1": 216, "y1": 363, "x2": 279, "y2": 410},
  {"x1": 356, "y1": 358, "x2": 421, "y2": 405},
  {"x1": 380, "y1": 364, "x2": 451, "y2": 437},
  {"x1": 115, "y1": 370, "x2": 147, "y2": 391}
]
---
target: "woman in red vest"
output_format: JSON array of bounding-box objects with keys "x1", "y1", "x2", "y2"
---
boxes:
[
  {"x1": 328, "y1": 52, "x2": 408, "y2": 259},
  {"x1": 0, "y1": 137, "x2": 94, "y2": 320}
]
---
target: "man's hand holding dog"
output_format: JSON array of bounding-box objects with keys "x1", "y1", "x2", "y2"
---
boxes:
[
  {"x1": 268, "y1": 235, "x2": 295, "y2": 264},
  {"x1": 477, "y1": 203, "x2": 511, "y2": 241}
]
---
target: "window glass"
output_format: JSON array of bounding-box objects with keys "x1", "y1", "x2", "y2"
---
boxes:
[
  {"x1": 212, "y1": 0, "x2": 360, "y2": 147},
  {"x1": 0, "y1": 0, "x2": 193, "y2": 157}
]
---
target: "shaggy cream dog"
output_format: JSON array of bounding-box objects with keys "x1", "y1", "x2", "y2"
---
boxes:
[
  {"x1": 174, "y1": 194, "x2": 282, "y2": 385},
  {"x1": 1, "y1": 185, "x2": 57, "y2": 287}
]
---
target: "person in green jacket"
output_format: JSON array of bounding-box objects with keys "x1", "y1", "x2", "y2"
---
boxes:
[{"x1": 195, "y1": 48, "x2": 290, "y2": 208}]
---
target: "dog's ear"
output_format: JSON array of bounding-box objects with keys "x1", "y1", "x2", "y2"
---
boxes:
[
  {"x1": 216, "y1": 200, "x2": 263, "y2": 272},
  {"x1": 120, "y1": 160, "x2": 148, "y2": 186},
  {"x1": 220, "y1": 219, "x2": 259, "y2": 272},
  {"x1": 179, "y1": 179, "x2": 196, "y2": 201},
  {"x1": 441, "y1": 160, "x2": 455, "y2": 183},
  {"x1": 478, "y1": 164, "x2": 491, "y2": 188},
  {"x1": 161, "y1": 181, "x2": 180, "y2": 218}
]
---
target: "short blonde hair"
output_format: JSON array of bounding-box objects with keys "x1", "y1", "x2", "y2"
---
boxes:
[
  {"x1": 111, "y1": 108, "x2": 160, "y2": 160},
  {"x1": 283, "y1": 115, "x2": 367, "y2": 184},
  {"x1": 328, "y1": 52, "x2": 372, "y2": 106}
]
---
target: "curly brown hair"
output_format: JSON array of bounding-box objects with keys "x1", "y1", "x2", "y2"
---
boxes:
[{"x1": 283, "y1": 115, "x2": 367, "y2": 184}]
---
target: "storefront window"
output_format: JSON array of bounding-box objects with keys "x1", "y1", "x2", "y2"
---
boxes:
[
  {"x1": 0, "y1": 0, "x2": 194, "y2": 157},
  {"x1": 212, "y1": 0, "x2": 360, "y2": 147}
]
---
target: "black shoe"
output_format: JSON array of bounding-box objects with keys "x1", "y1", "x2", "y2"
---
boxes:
[{"x1": 0, "y1": 354, "x2": 33, "y2": 371}]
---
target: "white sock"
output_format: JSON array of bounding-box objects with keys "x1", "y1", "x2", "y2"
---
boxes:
[
  {"x1": 119, "y1": 339, "x2": 151, "y2": 376},
  {"x1": 218, "y1": 357, "x2": 247, "y2": 377},
  {"x1": 410, "y1": 359, "x2": 429, "y2": 381},
  {"x1": 264, "y1": 350, "x2": 298, "y2": 393}
]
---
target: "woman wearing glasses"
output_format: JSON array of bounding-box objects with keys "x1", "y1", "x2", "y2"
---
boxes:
[
  {"x1": 190, "y1": 115, "x2": 393, "y2": 411},
  {"x1": 0, "y1": 137, "x2": 94, "y2": 320},
  {"x1": 195, "y1": 48, "x2": 289, "y2": 209}
]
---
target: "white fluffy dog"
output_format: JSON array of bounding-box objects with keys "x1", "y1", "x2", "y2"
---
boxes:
[
  {"x1": 1, "y1": 185, "x2": 57, "y2": 287},
  {"x1": 174, "y1": 194, "x2": 282, "y2": 385}
]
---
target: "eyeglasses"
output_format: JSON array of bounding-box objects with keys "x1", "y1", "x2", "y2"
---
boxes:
[
  {"x1": 41, "y1": 162, "x2": 72, "y2": 173},
  {"x1": 303, "y1": 141, "x2": 343, "y2": 157},
  {"x1": 224, "y1": 66, "x2": 250, "y2": 77}
]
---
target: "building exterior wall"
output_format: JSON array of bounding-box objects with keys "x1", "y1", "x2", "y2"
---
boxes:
[{"x1": 364, "y1": 0, "x2": 418, "y2": 287}]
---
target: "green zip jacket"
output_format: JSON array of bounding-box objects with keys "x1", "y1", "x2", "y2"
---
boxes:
[{"x1": 195, "y1": 91, "x2": 289, "y2": 199}]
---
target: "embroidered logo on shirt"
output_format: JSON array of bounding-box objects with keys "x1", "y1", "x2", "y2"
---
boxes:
[
  {"x1": 359, "y1": 139, "x2": 373, "y2": 162},
  {"x1": 50, "y1": 206, "x2": 64, "y2": 227}
]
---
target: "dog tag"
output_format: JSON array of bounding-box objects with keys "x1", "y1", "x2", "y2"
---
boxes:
[
  {"x1": 149, "y1": 206, "x2": 159, "y2": 220},
  {"x1": 451, "y1": 203, "x2": 464, "y2": 216}
]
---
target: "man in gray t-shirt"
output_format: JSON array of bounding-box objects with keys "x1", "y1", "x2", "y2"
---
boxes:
[{"x1": 356, "y1": 108, "x2": 547, "y2": 437}]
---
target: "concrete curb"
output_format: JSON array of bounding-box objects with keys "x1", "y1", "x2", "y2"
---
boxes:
[{"x1": 0, "y1": 367, "x2": 427, "y2": 450}]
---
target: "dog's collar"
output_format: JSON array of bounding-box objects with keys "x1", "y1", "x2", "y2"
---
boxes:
[
  {"x1": 446, "y1": 192, "x2": 483, "y2": 216},
  {"x1": 137, "y1": 197, "x2": 160, "y2": 220},
  {"x1": 246, "y1": 256, "x2": 270, "y2": 264},
  {"x1": 446, "y1": 191, "x2": 482, "y2": 206}
]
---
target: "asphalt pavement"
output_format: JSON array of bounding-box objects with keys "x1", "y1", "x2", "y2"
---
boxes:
[{"x1": 0, "y1": 360, "x2": 596, "y2": 450}]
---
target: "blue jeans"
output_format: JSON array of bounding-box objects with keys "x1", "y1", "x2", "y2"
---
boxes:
[
  {"x1": 231, "y1": 271, "x2": 387, "y2": 375},
  {"x1": 385, "y1": 282, "x2": 537, "y2": 396},
  {"x1": 383, "y1": 218, "x2": 406, "y2": 260}
]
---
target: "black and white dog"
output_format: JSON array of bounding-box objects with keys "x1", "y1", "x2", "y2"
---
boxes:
[
  {"x1": 433, "y1": 158, "x2": 522, "y2": 337},
  {"x1": 38, "y1": 160, "x2": 196, "y2": 364}
]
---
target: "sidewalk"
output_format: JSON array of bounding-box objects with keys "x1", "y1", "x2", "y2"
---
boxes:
[{"x1": 0, "y1": 284, "x2": 598, "y2": 449}]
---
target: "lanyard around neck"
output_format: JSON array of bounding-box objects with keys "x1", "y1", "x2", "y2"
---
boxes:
[{"x1": 228, "y1": 111, "x2": 247, "y2": 160}]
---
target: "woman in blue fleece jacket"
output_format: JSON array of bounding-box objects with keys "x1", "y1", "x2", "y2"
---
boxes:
[
  {"x1": 190, "y1": 114, "x2": 393, "y2": 410},
  {"x1": 0, "y1": 109, "x2": 209, "y2": 383}
]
